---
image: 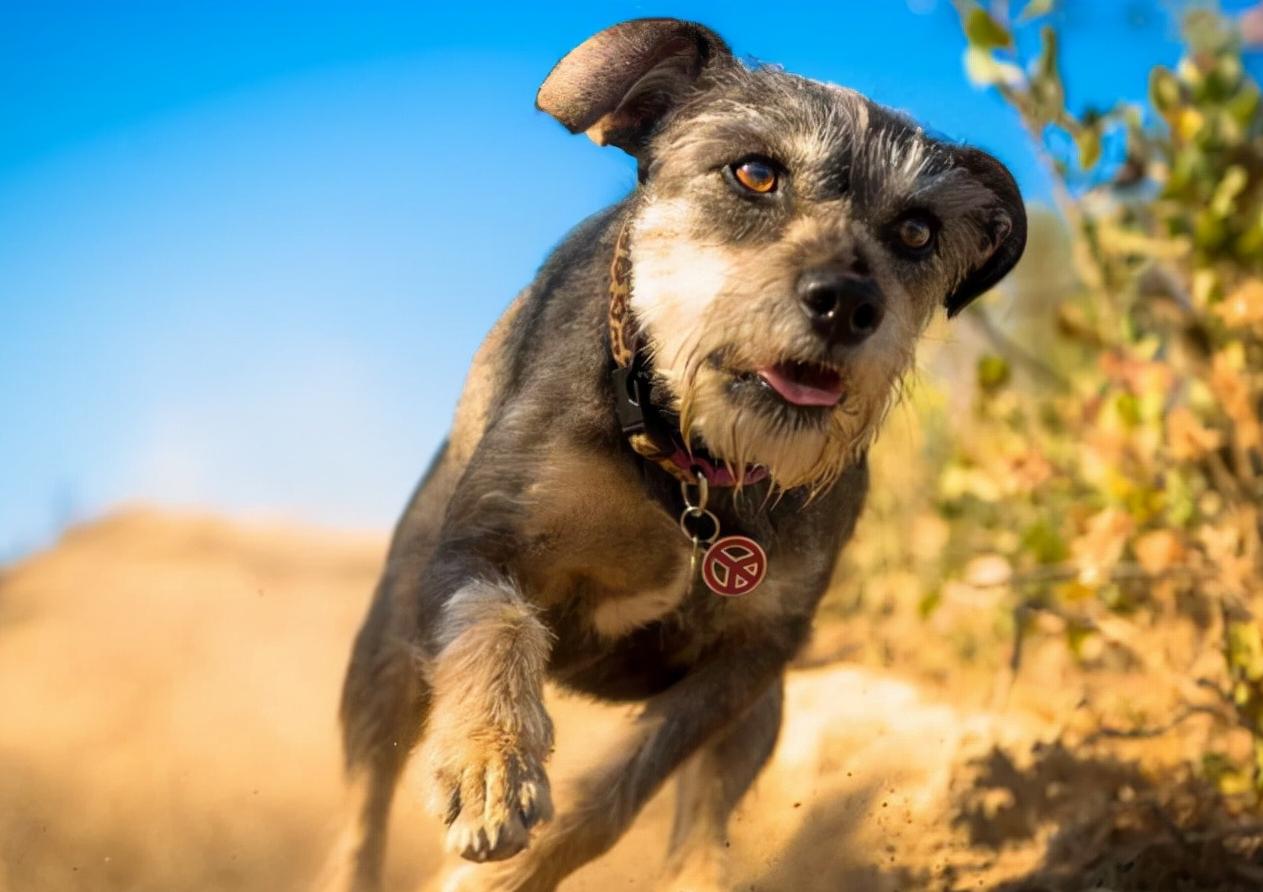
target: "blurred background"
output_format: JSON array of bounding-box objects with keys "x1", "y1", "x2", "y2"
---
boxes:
[{"x1": 5, "y1": 2, "x2": 1263, "y2": 891}]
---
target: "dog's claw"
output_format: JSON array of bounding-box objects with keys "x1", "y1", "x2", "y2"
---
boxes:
[
  {"x1": 434, "y1": 749, "x2": 553, "y2": 863},
  {"x1": 516, "y1": 774, "x2": 552, "y2": 830},
  {"x1": 446, "y1": 810, "x2": 529, "y2": 862}
]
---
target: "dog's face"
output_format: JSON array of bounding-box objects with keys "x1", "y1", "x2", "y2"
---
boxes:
[{"x1": 539, "y1": 19, "x2": 1026, "y2": 490}]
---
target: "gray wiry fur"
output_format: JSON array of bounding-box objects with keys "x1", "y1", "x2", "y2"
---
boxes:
[
  {"x1": 330, "y1": 17, "x2": 1025, "y2": 892},
  {"x1": 631, "y1": 64, "x2": 1023, "y2": 491}
]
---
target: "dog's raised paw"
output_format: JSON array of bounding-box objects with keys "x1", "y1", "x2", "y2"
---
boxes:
[{"x1": 431, "y1": 746, "x2": 554, "y2": 863}]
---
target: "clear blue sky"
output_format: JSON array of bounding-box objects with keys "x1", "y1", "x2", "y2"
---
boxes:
[{"x1": 1, "y1": 1, "x2": 1258, "y2": 557}]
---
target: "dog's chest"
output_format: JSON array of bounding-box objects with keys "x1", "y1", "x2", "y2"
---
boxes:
[
  {"x1": 512, "y1": 445, "x2": 811, "y2": 653},
  {"x1": 542, "y1": 564, "x2": 808, "y2": 701},
  {"x1": 514, "y1": 445, "x2": 692, "y2": 634}
]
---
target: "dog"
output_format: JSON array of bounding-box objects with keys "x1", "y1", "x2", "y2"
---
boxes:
[{"x1": 334, "y1": 17, "x2": 1025, "y2": 892}]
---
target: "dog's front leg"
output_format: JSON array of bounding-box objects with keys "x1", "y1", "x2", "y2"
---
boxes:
[
  {"x1": 448, "y1": 642, "x2": 792, "y2": 892},
  {"x1": 421, "y1": 574, "x2": 555, "y2": 864}
]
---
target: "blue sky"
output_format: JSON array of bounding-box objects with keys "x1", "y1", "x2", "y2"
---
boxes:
[{"x1": 1, "y1": 1, "x2": 1258, "y2": 557}]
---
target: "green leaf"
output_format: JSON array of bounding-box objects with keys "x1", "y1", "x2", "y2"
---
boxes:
[
  {"x1": 1114, "y1": 392, "x2": 1141, "y2": 427},
  {"x1": 1228, "y1": 621, "x2": 1263, "y2": 683},
  {"x1": 1194, "y1": 208, "x2": 1228, "y2": 252},
  {"x1": 1025, "y1": 27, "x2": 1064, "y2": 123},
  {"x1": 1163, "y1": 470, "x2": 1196, "y2": 528},
  {"x1": 1066, "y1": 623, "x2": 1095, "y2": 660},
  {"x1": 1226, "y1": 85, "x2": 1260, "y2": 127},
  {"x1": 1020, "y1": 519, "x2": 1069, "y2": 564},
  {"x1": 977, "y1": 354, "x2": 1011, "y2": 391},
  {"x1": 965, "y1": 7, "x2": 1013, "y2": 50},
  {"x1": 1149, "y1": 67, "x2": 1182, "y2": 118},
  {"x1": 1074, "y1": 126, "x2": 1101, "y2": 170},
  {"x1": 1210, "y1": 164, "x2": 1248, "y2": 217},
  {"x1": 1233, "y1": 217, "x2": 1263, "y2": 261}
]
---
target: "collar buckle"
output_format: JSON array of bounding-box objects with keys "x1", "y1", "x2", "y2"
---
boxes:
[{"x1": 611, "y1": 356, "x2": 675, "y2": 461}]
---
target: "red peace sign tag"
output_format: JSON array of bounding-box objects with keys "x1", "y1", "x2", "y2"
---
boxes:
[{"x1": 701, "y1": 536, "x2": 768, "y2": 597}]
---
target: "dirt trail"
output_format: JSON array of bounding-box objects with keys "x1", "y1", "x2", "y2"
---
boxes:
[{"x1": 0, "y1": 510, "x2": 1188, "y2": 891}]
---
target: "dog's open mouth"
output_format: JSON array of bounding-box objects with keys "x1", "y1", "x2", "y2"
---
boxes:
[{"x1": 756, "y1": 360, "x2": 845, "y2": 408}]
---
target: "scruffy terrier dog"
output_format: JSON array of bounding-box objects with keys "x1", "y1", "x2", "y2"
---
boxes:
[{"x1": 336, "y1": 17, "x2": 1025, "y2": 892}]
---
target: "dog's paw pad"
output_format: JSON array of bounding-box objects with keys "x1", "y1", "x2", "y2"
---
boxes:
[{"x1": 432, "y1": 749, "x2": 553, "y2": 863}]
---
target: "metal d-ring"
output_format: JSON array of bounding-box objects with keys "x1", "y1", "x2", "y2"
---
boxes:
[
  {"x1": 679, "y1": 475, "x2": 720, "y2": 545},
  {"x1": 682, "y1": 474, "x2": 709, "y2": 512}
]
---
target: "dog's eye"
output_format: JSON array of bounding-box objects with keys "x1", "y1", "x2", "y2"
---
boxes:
[
  {"x1": 731, "y1": 159, "x2": 778, "y2": 194},
  {"x1": 896, "y1": 215, "x2": 935, "y2": 252}
]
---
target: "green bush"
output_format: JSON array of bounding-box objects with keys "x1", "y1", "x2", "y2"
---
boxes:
[{"x1": 945, "y1": 1, "x2": 1263, "y2": 798}]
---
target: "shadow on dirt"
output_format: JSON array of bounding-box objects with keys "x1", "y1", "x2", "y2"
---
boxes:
[
  {"x1": 955, "y1": 739, "x2": 1150, "y2": 848},
  {"x1": 956, "y1": 740, "x2": 1263, "y2": 892},
  {"x1": 745, "y1": 780, "x2": 936, "y2": 892}
]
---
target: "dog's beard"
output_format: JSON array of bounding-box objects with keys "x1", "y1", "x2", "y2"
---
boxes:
[
  {"x1": 656, "y1": 346, "x2": 908, "y2": 494},
  {"x1": 630, "y1": 205, "x2": 916, "y2": 493},
  {"x1": 691, "y1": 370, "x2": 890, "y2": 492}
]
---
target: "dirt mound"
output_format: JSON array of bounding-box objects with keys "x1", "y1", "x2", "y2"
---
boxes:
[{"x1": 0, "y1": 510, "x2": 1254, "y2": 891}]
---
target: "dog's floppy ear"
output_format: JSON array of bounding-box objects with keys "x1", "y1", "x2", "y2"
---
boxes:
[
  {"x1": 536, "y1": 18, "x2": 732, "y2": 155},
  {"x1": 944, "y1": 147, "x2": 1028, "y2": 317}
]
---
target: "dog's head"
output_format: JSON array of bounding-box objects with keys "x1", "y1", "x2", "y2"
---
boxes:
[{"x1": 539, "y1": 19, "x2": 1026, "y2": 491}]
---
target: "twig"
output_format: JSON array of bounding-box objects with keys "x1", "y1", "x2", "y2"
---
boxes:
[
  {"x1": 1085, "y1": 704, "x2": 1230, "y2": 743},
  {"x1": 965, "y1": 307, "x2": 1072, "y2": 390},
  {"x1": 967, "y1": 561, "x2": 1210, "y2": 590},
  {"x1": 1183, "y1": 821, "x2": 1263, "y2": 844},
  {"x1": 992, "y1": 601, "x2": 1030, "y2": 710}
]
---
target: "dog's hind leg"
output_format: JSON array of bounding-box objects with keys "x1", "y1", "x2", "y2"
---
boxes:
[
  {"x1": 662, "y1": 679, "x2": 784, "y2": 890},
  {"x1": 328, "y1": 586, "x2": 430, "y2": 892}
]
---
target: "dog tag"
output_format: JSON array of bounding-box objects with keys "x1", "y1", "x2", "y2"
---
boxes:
[{"x1": 701, "y1": 535, "x2": 767, "y2": 597}]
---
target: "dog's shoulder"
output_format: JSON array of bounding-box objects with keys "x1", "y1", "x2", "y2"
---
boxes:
[{"x1": 429, "y1": 200, "x2": 630, "y2": 479}]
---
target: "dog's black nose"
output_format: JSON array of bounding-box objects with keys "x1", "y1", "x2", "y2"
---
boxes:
[{"x1": 796, "y1": 268, "x2": 885, "y2": 346}]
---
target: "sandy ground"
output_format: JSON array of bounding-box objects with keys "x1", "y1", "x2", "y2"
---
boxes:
[{"x1": 0, "y1": 510, "x2": 1252, "y2": 891}]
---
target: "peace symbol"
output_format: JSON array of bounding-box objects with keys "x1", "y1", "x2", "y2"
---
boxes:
[{"x1": 701, "y1": 536, "x2": 768, "y2": 597}]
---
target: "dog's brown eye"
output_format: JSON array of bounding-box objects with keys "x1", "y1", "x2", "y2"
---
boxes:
[
  {"x1": 897, "y1": 216, "x2": 934, "y2": 251},
  {"x1": 732, "y1": 160, "x2": 777, "y2": 194}
]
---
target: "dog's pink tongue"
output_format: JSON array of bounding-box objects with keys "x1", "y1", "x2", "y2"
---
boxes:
[{"x1": 757, "y1": 364, "x2": 844, "y2": 407}]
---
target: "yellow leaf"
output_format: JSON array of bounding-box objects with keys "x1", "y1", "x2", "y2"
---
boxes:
[
  {"x1": 1216, "y1": 279, "x2": 1263, "y2": 329},
  {"x1": 1055, "y1": 580, "x2": 1096, "y2": 602},
  {"x1": 1072, "y1": 508, "x2": 1133, "y2": 579},
  {"x1": 1193, "y1": 268, "x2": 1220, "y2": 305},
  {"x1": 1018, "y1": 0, "x2": 1055, "y2": 22},
  {"x1": 965, "y1": 554, "x2": 1012, "y2": 588},
  {"x1": 1211, "y1": 351, "x2": 1262, "y2": 449},
  {"x1": 1166, "y1": 406, "x2": 1223, "y2": 460},
  {"x1": 964, "y1": 47, "x2": 1024, "y2": 88},
  {"x1": 1177, "y1": 107, "x2": 1205, "y2": 141},
  {"x1": 1133, "y1": 530, "x2": 1185, "y2": 574}
]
